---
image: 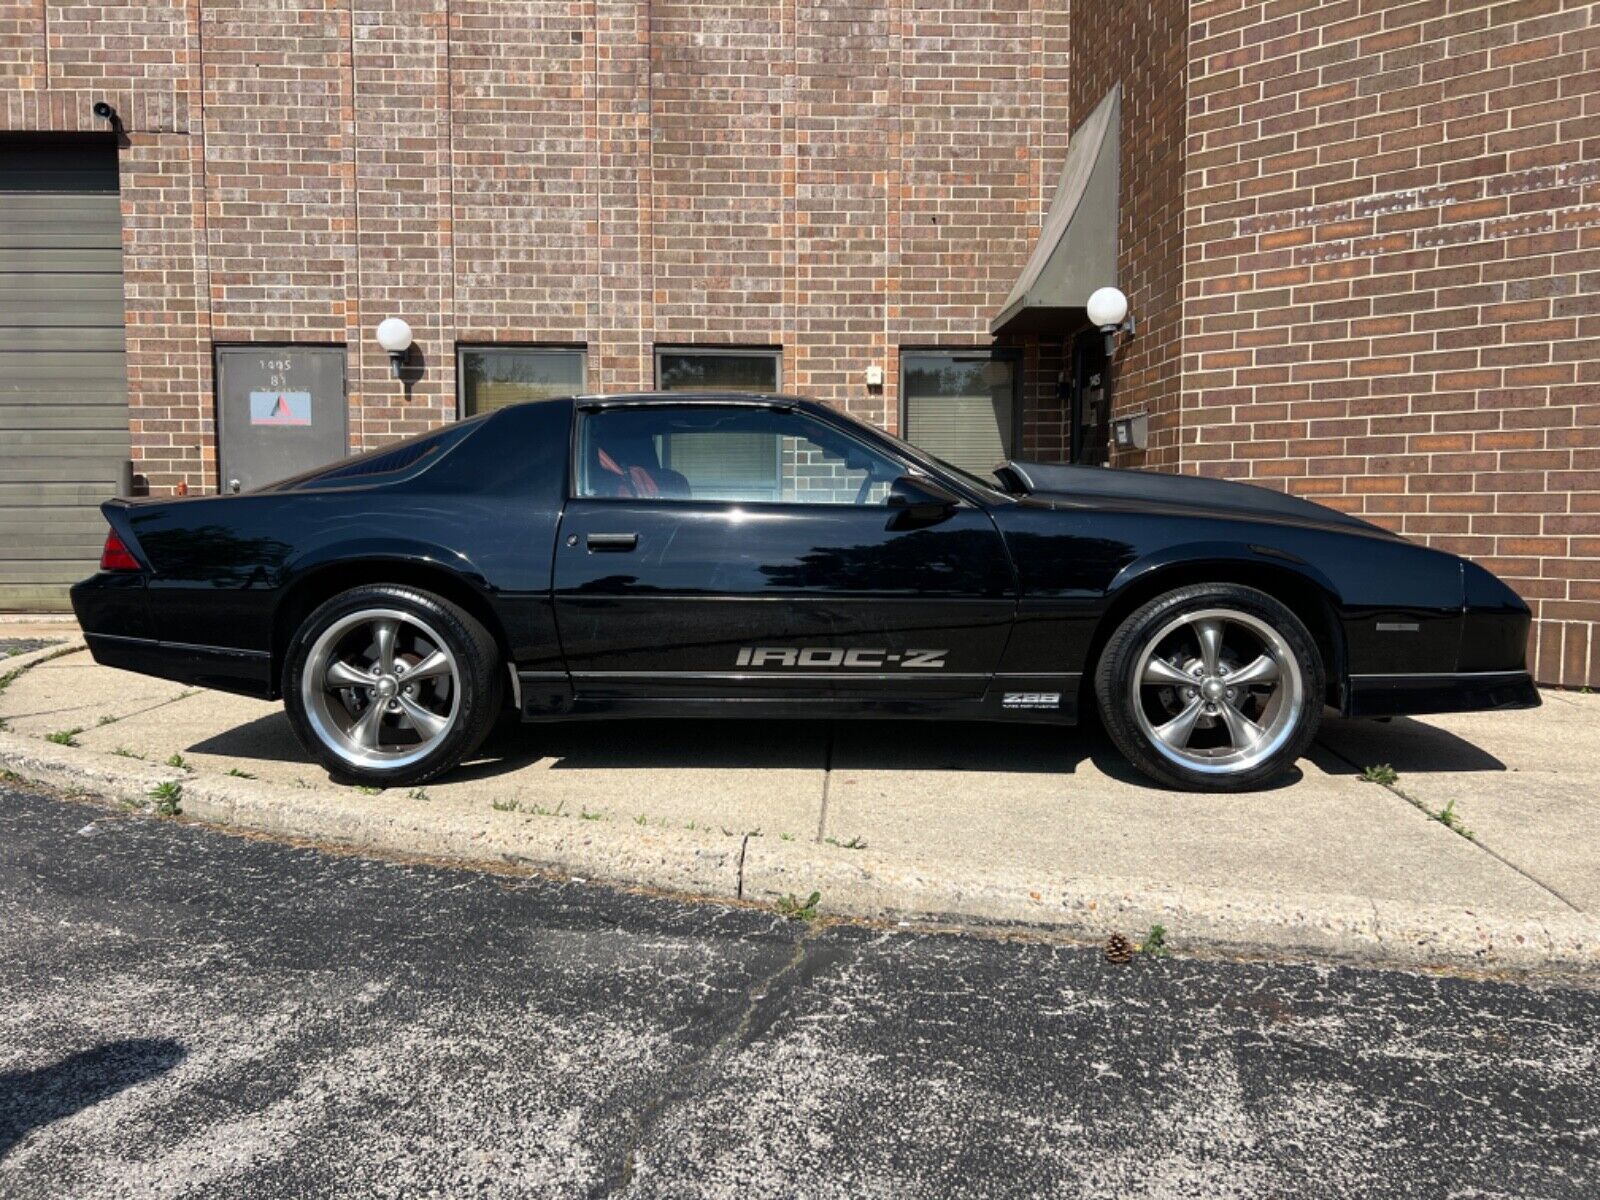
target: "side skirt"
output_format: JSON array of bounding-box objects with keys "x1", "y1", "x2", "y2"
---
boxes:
[{"x1": 515, "y1": 671, "x2": 1081, "y2": 724}]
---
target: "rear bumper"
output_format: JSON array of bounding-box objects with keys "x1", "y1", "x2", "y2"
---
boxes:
[
  {"x1": 1344, "y1": 671, "x2": 1540, "y2": 719},
  {"x1": 80, "y1": 631, "x2": 274, "y2": 698},
  {"x1": 72, "y1": 574, "x2": 273, "y2": 699}
]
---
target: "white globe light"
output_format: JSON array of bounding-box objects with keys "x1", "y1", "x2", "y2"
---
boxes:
[
  {"x1": 1086, "y1": 286, "x2": 1129, "y2": 330},
  {"x1": 375, "y1": 317, "x2": 413, "y2": 353}
]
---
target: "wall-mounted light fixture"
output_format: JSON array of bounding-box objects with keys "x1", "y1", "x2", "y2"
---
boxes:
[
  {"x1": 375, "y1": 317, "x2": 414, "y2": 379},
  {"x1": 91, "y1": 100, "x2": 127, "y2": 144},
  {"x1": 1087, "y1": 286, "x2": 1134, "y2": 357}
]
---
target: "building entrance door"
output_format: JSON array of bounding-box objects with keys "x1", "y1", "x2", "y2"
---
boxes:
[
  {"x1": 1069, "y1": 330, "x2": 1110, "y2": 465},
  {"x1": 216, "y1": 345, "x2": 348, "y2": 493}
]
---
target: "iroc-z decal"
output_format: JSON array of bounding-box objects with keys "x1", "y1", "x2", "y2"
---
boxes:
[
  {"x1": 735, "y1": 647, "x2": 948, "y2": 669},
  {"x1": 1002, "y1": 692, "x2": 1061, "y2": 709}
]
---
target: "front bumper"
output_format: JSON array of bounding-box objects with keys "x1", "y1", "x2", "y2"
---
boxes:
[{"x1": 1345, "y1": 671, "x2": 1540, "y2": 719}]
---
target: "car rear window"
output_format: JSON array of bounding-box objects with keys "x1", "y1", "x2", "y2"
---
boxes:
[{"x1": 276, "y1": 418, "x2": 486, "y2": 491}]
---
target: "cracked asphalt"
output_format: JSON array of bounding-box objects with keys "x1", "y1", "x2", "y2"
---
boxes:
[{"x1": 2, "y1": 782, "x2": 1597, "y2": 1198}]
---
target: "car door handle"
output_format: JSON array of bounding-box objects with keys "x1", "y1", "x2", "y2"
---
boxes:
[{"x1": 586, "y1": 532, "x2": 638, "y2": 552}]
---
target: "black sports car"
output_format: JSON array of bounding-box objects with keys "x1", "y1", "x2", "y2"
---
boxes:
[{"x1": 72, "y1": 392, "x2": 1538, "y2": 791}]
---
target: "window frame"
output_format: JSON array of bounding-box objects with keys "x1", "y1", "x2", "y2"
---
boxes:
[
  {"x1": 569, "y1": 400, "x2": 913, "y2": 508},
  {"x1": 653, "y1": 344, "x2": 783, "y2": 394},
  {"x1": 455, "y1": 342, "x2": 588, "y2": 419},
  {"x1": 897, "y1": 346, "x2": 1024, "y2": 479}
]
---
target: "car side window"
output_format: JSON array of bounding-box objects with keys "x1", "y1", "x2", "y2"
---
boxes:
[{"x1": 576, "y1": 406, "x2": 902, "y2": 505}]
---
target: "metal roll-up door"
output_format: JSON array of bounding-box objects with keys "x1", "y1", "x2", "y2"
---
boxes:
[{"x1": 0, "y1": 135, "x2": 128, "y2": 610}]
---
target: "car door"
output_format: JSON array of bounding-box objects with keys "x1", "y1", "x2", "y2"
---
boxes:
[{"x1": 552, "y1": 400, "x2": 1016, "y2": 704}]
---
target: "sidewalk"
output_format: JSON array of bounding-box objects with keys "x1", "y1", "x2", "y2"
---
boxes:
[{"x1": 3, "y1": 636, "x2": 1597, "y2": 973}]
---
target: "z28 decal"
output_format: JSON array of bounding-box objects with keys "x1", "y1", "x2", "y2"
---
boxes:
[{"x1": 735, "y1": 647, "x2": 948, "y2": 669}]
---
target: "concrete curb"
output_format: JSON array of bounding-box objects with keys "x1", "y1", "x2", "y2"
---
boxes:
[
  {"x1": 4, "y1": 728, "x2": 1596, "y2": 976},
  {"x1": 0, "y1": 636, "x2": 85, "y2": 679}
]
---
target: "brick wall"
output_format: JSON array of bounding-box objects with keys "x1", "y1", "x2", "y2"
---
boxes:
[
  {"x1": 1182, "y1": 0, "x2": 1600, "y2": 687},
  {"x1": 2, "y1": 0, "x2": 1070, "y2": 487},
  {"x1": 1069, "y1": 0, "x2": 1189, "y2": 470}
]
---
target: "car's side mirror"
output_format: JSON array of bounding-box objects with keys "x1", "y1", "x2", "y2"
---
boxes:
[{"x1": 886, "y1": 474, "x2": 961, "y2": 525}]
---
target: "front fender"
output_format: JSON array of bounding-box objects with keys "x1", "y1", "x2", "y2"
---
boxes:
[{"x1": 1105, "y1": 540, "x2": 1344, "y2": 607}]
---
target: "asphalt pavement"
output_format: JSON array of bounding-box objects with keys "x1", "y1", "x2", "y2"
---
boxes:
[{"x1": 2, "y1": 781, "x2": 1597, "y2": 1198}]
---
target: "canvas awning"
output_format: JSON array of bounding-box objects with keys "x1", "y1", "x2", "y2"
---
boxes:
[{"x1": 990, "y1": 85, "x2": 1121, "y2": 335}]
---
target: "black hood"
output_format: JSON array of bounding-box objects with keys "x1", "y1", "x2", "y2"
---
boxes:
[{"x1": 995, "y1": 460, "x2": 1390, "y2": 535}]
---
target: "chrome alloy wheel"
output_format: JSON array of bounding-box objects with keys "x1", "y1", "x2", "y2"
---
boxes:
[
  {"x1": 301, "y1": 607, "x2": 461, "y2": 771},
  {"x1": 1129, "y1": 607, "x2": 1304, "y2": 776}
]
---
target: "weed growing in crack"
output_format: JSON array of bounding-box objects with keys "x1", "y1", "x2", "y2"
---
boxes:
[
  {"x1": 112, "y1": 746, "x2": 143, "y2": 759},
  {"x1": 1359, "y1": 763, "x2": 1398, "y2": 786},
  {"x1": 148, "y1": 780, "x2": 183, "y2": 816},
  {"x1": 407, "y1": 788, "x2": 430, "y2": 803},
  {"x1": 165, "y1": 753, "x2": 189, "y2": 771},
  {"x1": 824, "y1": 835, "x2": 868, "y2": 851},
  {"x1": 45, "y1": 728, "x2": 83, "y2": 747},
  {"x1": 776, "y1": 891, "x2": 822, "y2": 922},
  {"x1": 225, "y1": 768, "x2": 256, "y2": 779},
  {"x1": 1433, "y1": 797, "x2": 1474, "y2": 840},
  {"x1": 1141, "y1": 924, "x2": 1171, "y2": 958}
]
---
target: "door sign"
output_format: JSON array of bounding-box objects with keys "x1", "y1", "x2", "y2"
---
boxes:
[{"x1": 249, "y1": 391, "x2": 313, "y2": 426}]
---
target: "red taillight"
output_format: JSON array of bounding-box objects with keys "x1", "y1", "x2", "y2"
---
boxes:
[{"x1": 100, "y1": 531, "x2": 142, "y2": 572}]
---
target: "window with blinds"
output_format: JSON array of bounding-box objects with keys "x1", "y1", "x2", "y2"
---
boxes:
[
  {"x1": 458, "y1": 346, "x2": 585, "y2": 416},
  {"x1": 655, "y1": 348, "x2": 782, "y2": 498},
  {"x1": 901, "y1": 351, "x2": 1019, "y2": 481}
]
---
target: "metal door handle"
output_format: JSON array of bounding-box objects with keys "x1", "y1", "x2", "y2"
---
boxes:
[
  {"x1": 228, "y1": 478, "x2": 241, "y2": 494},
  {"x1": 587, "y1": 532, "x2": 638, "y2": 552}
]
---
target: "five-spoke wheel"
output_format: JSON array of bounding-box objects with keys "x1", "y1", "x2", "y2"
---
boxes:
[
  {"x1": 1096, "y1": 584, "x2": 1323, "y2": 791},
  {"x1": 304, "y1": 608, "x2": 461, "y2": 770},
  {"x1": 1131, "y1": 607, "x2": 1302, "y2": 775},
  {"x1": 283, "y1": 585, "x2": 503, "y2": 786}
]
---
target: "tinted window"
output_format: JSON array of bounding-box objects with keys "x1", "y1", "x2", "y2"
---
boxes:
[
  {"x1": 577, "y1": 406, "x2": 900, "y2": 506},
  {"x1": 902, "y1": 351, "x2": 1018, "y2": 480},
  {"x1": 459, "y1": 347, "x2": 585, "y2": 416},
  {"x1": 656, "y1": 349, "x2": 780, "y2": 394}
]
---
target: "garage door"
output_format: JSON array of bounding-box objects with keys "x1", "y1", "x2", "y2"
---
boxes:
[{"x1": 0, "y1": 136, "x2": 129, "y2": 610}]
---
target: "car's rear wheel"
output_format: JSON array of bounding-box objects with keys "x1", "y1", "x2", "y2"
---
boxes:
[
  {"x1": 1094, "y1": 583, "x2": 1323, "y2": 792},
  {"x1": 283, "y1": 584, "x2": 503, "y2": 786}
]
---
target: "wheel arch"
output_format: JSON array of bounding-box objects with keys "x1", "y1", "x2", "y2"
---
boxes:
[
  {"x1": 270, "y1": 557, "x2": 510, "y2": 699},
  {"x1": 1080, "y1": 550, "x2": 1348, "y2": 715}
]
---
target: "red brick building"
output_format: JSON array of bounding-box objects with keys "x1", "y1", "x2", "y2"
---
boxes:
[{"x1": 1, "y1": 0, "x2": 1596, "y2": 686}]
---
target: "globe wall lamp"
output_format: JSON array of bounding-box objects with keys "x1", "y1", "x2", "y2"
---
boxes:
[
  {"x1": 1087, "y1": 286, "x2": 1134, "y2": 357},
  {"x1": 376, "y1": 317, "x2": 414, "y2": 379}
]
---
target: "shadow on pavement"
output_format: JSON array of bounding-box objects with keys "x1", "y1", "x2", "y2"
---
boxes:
[
  {"x1": 182, "y1": 709, "x2": 1496, "y2": 786},
  {"x1": 191, "y1": 712, "x2": 1118, "y2": 777},
  {"x1": 1317, "y1": 716, "x2": 1507, "y2": 774},
  {"x1": 0, "y1": 1038, "x2": 186, "y2": 1159}
]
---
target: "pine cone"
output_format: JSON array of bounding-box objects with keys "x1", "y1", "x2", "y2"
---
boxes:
[{"x1": 1104, "y1": 932, "x2": 1134, "y2": 964}]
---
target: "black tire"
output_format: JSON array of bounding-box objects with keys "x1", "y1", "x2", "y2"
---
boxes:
[
  {"x1": 283, "y1": 584, "x2": 504, "y2": 787},
  {"x1": 1093, "y1": 583, "x2": 1324, "y2": 792}
]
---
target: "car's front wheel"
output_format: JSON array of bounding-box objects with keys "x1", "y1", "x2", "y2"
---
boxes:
[
  {"x1": 283, "y1": 584, "x2": 503, "y2": 786},
  {"x1": 1094, "y1": 583, "x2": 1323, "y2": 792}
]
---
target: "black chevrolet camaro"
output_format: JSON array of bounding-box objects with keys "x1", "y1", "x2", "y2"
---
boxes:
[{"x1": 72, "y1": 392, "x2": 1538, "y2": 791}]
